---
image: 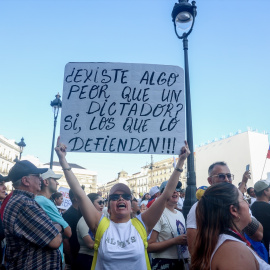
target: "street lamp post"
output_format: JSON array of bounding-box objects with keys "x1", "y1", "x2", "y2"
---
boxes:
[
  {"x1": 50, "y1": 93, "x2": 62, "y2": 169},
  {"x1": 171, "y1": 0, "x2": 197, "y2": 219},
  {"x1": 14, "y1": 137, "x2": 26, "y2": 162}
]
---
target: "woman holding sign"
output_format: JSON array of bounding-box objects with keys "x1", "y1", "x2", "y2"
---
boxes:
[{"x1": 55, "y1": 137, "x2": 189, "y2": 270}]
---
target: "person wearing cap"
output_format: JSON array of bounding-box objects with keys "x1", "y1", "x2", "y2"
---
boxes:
[
  {"x1": 251, "y1": 180, "x2": 270, "y2": 259},
  {"x1": 148, "y1": 180, "x2": 188, "y2": 270},
  {"x1": 3, "y1": 160, "x2": 63, "y2": 270},
  {"x1": 186, "y1": 161, "x2": 263, "y2": 256},
  {"x1": 35, "y1": 169, "x2": 72, "y2": 265},
  {"x1": 146, "y1": 186, "x2": 160, "y2": 208},
  {"x1": 195, "y1": 186, "x2": 208, "y2": 201},
  {"x1": 55, "y1": 138, "x2": 190, "y2": 270}
]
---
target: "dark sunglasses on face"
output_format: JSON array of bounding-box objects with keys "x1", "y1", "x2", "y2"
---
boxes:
[
  {"x1": 109, "y1": 194, "x2": 132, "y2": 201},
  {"x1": 212, "y1": 173, "x2": 234, "y2": 181},
  {"x1": 97, "y1": 200, "x2": 104, "y2": 205}
]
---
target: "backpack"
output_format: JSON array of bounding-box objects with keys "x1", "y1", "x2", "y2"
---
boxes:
[{"x1": 91, "y1": 217, "x2": 151, "y2": 270}]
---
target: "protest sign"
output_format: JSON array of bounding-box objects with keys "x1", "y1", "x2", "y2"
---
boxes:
[
  {"x1": 58, "y1": 187, "x2": 72, "y2": 210},
  {"x1": 60, "y1": 62, "x2": 185, "y2": 154}
]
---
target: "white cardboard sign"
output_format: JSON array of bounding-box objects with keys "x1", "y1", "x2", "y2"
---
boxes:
[
  {"x1": 60, "y1": 62, "x2": 185, "y2": 155},
  {"x1": 58, "y1": 187, "x2": 72, "y2": 210}
]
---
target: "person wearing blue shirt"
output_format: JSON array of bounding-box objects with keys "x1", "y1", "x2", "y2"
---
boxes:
[{"x1": 35, "y1": 169, "x2": 72, "y2": 264}]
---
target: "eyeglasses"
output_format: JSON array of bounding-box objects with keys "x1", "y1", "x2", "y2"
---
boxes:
[
  {"x1": 211, "y1": 173, "x2": 234, "y2": 181},
  {"x1": 109, "y1": 194, "x2": 132, "y2": 201},
  {"x1": 240, "y1": 197, "x2": 249, "y2": 205},
  {"x1": 97, "y1": 200, "x2": 104, "y2": 205}
]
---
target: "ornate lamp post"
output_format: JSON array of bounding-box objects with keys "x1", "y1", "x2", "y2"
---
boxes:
[
  {"x1": 14, "y1": 137, "x2": 26, "y2": 162},
  {"x1": 171, "y1": 0, "x2": 197, "y2": 219},
  {"x1": 50, "y1": 93, "x2": 62, "y2": 169}
]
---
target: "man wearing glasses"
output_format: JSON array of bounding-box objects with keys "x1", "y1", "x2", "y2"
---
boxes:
[
  {"x1": 186, "y1": 161, "x2": 263, "y2": 255},
  {"x1": 3, "y1": 160, "x2": 63, "y2": 270}
]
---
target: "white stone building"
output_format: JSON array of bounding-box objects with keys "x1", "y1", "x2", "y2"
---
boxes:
[
  {"x1": 195, "y1": 131, "x2": 270, "y2": 188},
  {"x1": 43, "y1": 162, "x2": 98, "y2": 194},
  {"x1": 0, "y1": 135, "x2": 21, "y2": 191}
]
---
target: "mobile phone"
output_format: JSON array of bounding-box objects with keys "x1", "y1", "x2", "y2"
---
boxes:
[{"x1": 246, "y1": 164, "x2": 250, "y2": 171}]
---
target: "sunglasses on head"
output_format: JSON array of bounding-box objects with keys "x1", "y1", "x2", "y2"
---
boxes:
[
  {"x1": 97, "y1": 200, "x2": 104, "y2": 205},
  {"x1": 109, "y1": 194, "x2": 131, "y2": 201}
]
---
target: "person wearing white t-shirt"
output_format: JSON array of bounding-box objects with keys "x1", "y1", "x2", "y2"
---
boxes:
[
  {"x1": 55, "y1": 138, "x2": 190, "y2": 270},
  {"x1": 148, "y1": 181, "x2": 188, "y2": 270},
  {"x1": 176, "y1": 189, "x2": 185, "y2": 211},
  {"x1": 186, "y1": 162, "x2": 263, "y2": 256}
]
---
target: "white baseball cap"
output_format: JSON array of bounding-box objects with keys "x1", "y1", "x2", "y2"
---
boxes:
[
  {"x1": 149, "y1": 186, "x2": 160, "y2": 197},
  {"x1": 41, "y1": 169, "x2": 62, "y2": 180}
]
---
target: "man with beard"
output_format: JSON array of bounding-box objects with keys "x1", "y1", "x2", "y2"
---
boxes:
[{"x1": 35, "y1": 169, "x2": 72, "y2": 264}]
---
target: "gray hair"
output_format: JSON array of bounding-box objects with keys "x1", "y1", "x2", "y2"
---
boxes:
[{"x1": 13, "y1": 178, "x2": 22, "y2": 189}]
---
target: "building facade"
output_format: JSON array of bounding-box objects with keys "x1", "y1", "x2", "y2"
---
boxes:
[
  {"x1": 0, "y1": 135, "x2": 21, "y2": 191},
  {"x1": 98, "y1": 170, "x2": 129, "y2": 198},
  {"x1": 195, "y1": 131, "x2": 270, "y2": 188},
  {"x1": 98, "y1": 157, "x2": 187, "y2": 198},
  {"x1": 44, "y1": 162, "x2": 98, "y2": 194}
]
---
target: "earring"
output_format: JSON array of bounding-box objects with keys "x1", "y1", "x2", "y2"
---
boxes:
[{"x1": 236, "y1": 215, "x2": 240, "y2": 222}]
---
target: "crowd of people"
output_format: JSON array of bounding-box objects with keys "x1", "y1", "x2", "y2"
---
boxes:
[{"x1": 0, "y1": 139, "x2": 269, "y2": 269}]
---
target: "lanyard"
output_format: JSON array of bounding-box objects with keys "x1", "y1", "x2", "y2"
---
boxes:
[{"x1": 228, "y1": 228, "x2": 252, "y2": 247}]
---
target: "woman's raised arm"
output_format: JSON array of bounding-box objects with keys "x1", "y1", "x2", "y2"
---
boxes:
[
  {"x1": 141, "y1": 141, "x2": 190, "y2": 234},
  {"x1": 55, "y1": 137, "x2": 102, "y2": 232}
]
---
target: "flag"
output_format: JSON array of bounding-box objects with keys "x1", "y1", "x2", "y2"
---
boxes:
[{"x1": 267, "y1": 146, "x2": 270, "y2": 159}]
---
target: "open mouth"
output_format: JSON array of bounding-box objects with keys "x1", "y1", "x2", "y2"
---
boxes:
[{"x1": 117, "y1": 203, "x2": 126, "y2": 209}]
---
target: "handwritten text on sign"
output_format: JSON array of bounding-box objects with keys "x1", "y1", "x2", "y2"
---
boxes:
[{"x1": 60, "y1": 62, "x2": 185, "y2": 154}]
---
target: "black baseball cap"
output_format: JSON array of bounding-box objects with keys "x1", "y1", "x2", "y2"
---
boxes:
[
  {"x1": 0, "y1": 174, "x2": 8, "y2": 182},
  {"x1": 160, "y1": 180, "x2": 182, "y2": 194},
  {"x1": 8, "y1": 160, "x2": 48, "y2": 182}
]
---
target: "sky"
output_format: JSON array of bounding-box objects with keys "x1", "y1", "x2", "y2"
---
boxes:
[{"x1": 1, "y1": 0, "x2": 269, "y2": 184}]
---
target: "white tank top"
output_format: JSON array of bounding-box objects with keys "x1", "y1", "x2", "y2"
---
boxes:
[{"x1": 210, "y1": 234, "x2": 270, "y2": 270}]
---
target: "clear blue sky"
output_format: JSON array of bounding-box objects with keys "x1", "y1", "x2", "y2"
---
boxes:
[{"x1": 1, "y1": 0, "x2": 269, "y2": 183}]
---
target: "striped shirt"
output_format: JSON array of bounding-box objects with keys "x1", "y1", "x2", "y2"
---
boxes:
[{"x1": 3, "y1": 190, "x2": 61, "y2": 270}]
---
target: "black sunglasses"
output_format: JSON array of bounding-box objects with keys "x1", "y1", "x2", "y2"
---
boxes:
[
  {"x1": 97, "y1": 200, "x2": 104, "y2": 205},
  {"x1": 109, "y1": 194, "x2": 132, "y2": 201}
]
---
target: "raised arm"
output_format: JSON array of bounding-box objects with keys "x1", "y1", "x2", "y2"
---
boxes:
[
  {"x1": 141, "y1": 141, "x2": 190, "y2": 234},
  {"x1": 55, "y1": 137, "x2": 102, "y2": 232},
  {"x1": 238, "y1": 170, "x2": 251, "y2": 194}
]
